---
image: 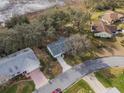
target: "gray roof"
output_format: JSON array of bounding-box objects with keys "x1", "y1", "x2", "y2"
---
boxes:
[
  {"x1": 47, "y1": 37, "x2": 67, "y2": 58},
  {"x1": 0, "y1": 48, "x2": 40, "y2": 84}
]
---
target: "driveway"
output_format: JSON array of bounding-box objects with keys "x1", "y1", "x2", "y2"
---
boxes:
[
  {"x1": 33, "y1": 56, "x2": 124, "y2": 93},
  {"x1": 27, "y1": 69, "x2": 48, "y2": 89},
  {"x1": 83, "y1": 73, "x2": 106, "y2": 93},
  {"x1": 57, "y1": 56, "x2": 71, "y2": 72}
]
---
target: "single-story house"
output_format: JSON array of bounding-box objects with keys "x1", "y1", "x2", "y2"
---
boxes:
[
  {"x1": 47, "y1": 37, "x2": 71, "y2": 72},
  {"x1": 102, "y1": 11, "x2": 124, "y2": 24},
  {"x1": 47, "y1": 37, "x2": 68, "y2": 58},
  {"x1": 0, "y1": 48, "x2": 41, "y2": 85},
  {"x1": 91, "y1": 21, "x2": 117, "y2": 38}
]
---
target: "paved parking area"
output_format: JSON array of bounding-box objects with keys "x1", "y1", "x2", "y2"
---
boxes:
[
  {"x1": 57, "y1": 56, "x2": 71, "y2": 72},
  {"x1": 33, "y1": 56, "x2": 124, "y2": 93},
  {"x1": 27, "y1": 69, "x2": 48, "y2": 89}
]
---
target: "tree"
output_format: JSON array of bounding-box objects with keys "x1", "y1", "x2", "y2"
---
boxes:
[
  {"x1": 13, "y1": 23, "x2": 43, "y2": 48},
  {"x1": 5, "y1": 15, "x2": 29, "y2": 28},
  {"x1": 51, "y1": 10, "x2": 70, "y2": 32},
  {"x1": 68, "y1": 9, "x2": 91, "y2": 32},
  {"x1": 65, "y1": 34, "x2": 92, "y2": 55}
]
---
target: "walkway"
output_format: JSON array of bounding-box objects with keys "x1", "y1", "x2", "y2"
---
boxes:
[
  {"x1": 57, "y1": 56, "x2": 71, "y2": 72},
  {"x1": 83, "y1": 73, "x2": 107, "y2": 93},
  {"x1": 33, "y1": 56, "x2": 124, "y2": 93}
]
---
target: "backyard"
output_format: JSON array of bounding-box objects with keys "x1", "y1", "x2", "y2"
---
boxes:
[
  {"x1": 95, "y1": 68, "x2": 124, "y2": 93},
  {"x1": 64, "y1": 80, "x2": 94, "y2": 93}
]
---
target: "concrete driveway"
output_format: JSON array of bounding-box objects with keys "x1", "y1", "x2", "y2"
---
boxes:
[
  {"x1": 57, "y1": 56, "x2": 71, "y2": 72},
  {"x1": 83, "y1": 73, "x2": 107, "y2": 93},
  {"x1": 27, "y1": 69, "x2": 48, "y2": 89},
  {"x1": 33, "y1": 56, "x2": 124, "y2": 93}
]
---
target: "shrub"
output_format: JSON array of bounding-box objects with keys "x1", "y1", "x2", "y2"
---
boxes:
[{"x1": 5, "y1": 15, "x2": 30, "y2": 28}]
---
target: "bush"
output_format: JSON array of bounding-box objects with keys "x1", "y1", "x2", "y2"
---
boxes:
[
  {"x1": 5, "y1": 15, "x2": 30, "y2": 28},
  {"x1": 95, "y1": 3, "x2": 111, "y2": 11},
  {"x1": 94, "y1": 1, "x2": 117, "y2": 11}
]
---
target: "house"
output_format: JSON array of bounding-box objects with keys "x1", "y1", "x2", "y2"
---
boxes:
[
  {"x1": 0, "y1": 48, "x2": 41, "y2": 85},
  {"x1": 91, "y1": 21, "x2": 117, "y2": 38},
  {"x1": 101, "y1": 11, "x2": 124, "y2": 24},
  {"x1": 47, "y1": 37, "x2": 71, "y2": 72},
  {"x1": 47, "y1": 37, "x2": 68, "y2": 58}
]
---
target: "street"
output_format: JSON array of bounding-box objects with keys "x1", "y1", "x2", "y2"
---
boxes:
[{"x1": 33, "y1": 56, "x2": 124, "y2": 93}]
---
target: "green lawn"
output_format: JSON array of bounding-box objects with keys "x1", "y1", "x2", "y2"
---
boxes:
[
  {"x1": 0, "y1": 81, "x2": 35, "y2": 93},
  {"x1": 95, "y1": 68, "x2": 124, "y2": 93},
  {"x1": 64, "y1": 80, "x2": 94, "y2": 93}
]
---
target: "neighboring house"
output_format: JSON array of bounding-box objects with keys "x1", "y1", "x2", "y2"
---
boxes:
[
  {"x1": 101, "y1": 11, "x2": 124, "y2": 24},
  {"x1": 47, "y1": 37, "x2": 67, "y2": 58},
  {"x1": 47, "y1": 37, "x2": 71, "y2": 72},
  {"x1": 0, "y1": 48, "x2": 41, "y2": 85},
  {"x1": 91, "y1": 21, "x2": 117, "y2": 38}
]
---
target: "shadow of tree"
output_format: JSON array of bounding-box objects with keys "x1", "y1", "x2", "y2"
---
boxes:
[
  {"x1": 93, "y1": 37, "x2": 119, "y2": 56},
  {"x1": 74, "y1": 59, "x2": 110, "y2": 76}
]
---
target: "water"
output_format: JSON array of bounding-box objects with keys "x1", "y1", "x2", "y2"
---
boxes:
[{"x1": 0, "y1": 0, "x2": 65, "y2": 23}]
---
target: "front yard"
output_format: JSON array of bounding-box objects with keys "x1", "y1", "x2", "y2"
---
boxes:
[
  {"x1": 64, "y1": 80, "x2": 94, "y2": 93},
  {"x1": 95, "y1": 68, "x2": 124, "y2": 93},
  {"x1": 0, "y1": 81, "x2": 35, "y2": 93}
]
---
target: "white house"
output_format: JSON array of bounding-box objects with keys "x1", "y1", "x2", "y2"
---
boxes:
[{"x1": 0, "y1": 48, "x2": 40, "y2": 85}]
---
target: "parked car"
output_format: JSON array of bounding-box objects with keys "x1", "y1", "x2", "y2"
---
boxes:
[{"x1": 52, "y1": 88, "x2": 62, "y2": 93}]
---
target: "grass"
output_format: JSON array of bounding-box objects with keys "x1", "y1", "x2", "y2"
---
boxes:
[
  {"x1": 91, "y1": 11, "x2": 104, "y2": 21},
  {"x1": 4, "y1": 85, "x2": 17, "y2": 93},
  {"x1": 95, "y1": 71, "x2": 113, "y2": 87},
  {"x1": 64, "y1": 80, "x2": 95, "y2": 93},
  {"x1": 65, "y1": 52, "x2": 95, "y2": 66},
  {"x1": 95, "y1": 68, "x2": 124, "y2": 93},
  {"x1": 0, "y1": 81, "x2": 35, "y2": 93},
  {"x1": 118, "y1": 23, "x2": 124, "y2": 29},
  {"x1": 116, "y1": 7, "x2": 124, "y2": 13}
]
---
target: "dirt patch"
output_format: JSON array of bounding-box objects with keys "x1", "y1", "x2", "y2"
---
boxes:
[
  {"x1": 96, "y1": 37, "x2": 124, "y2": 57},
  {"x1": 110, "y1": 68, "x2": 124, "y2": 76}
]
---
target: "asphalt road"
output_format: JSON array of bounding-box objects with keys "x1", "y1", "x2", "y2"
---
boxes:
[{"x1": 33, "y1": 56, "x2": 124, "y2": 93}]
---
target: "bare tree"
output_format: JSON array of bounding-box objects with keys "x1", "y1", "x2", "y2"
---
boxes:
[{"x1": 65, "y1": 34, "x2": 92, "y2": 55}]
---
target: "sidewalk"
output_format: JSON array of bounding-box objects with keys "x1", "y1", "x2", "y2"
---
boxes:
[{"x1": 83, "y1": 73, "x2": 107, "y2": 93}]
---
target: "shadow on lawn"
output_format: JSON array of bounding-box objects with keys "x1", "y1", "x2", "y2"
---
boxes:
[
  {"x1": 74, "y1": 58, "x2": 110, "y2": 76},
  {"x1": 94, "y1": 37, "x2": 119, "y2": 56}
]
